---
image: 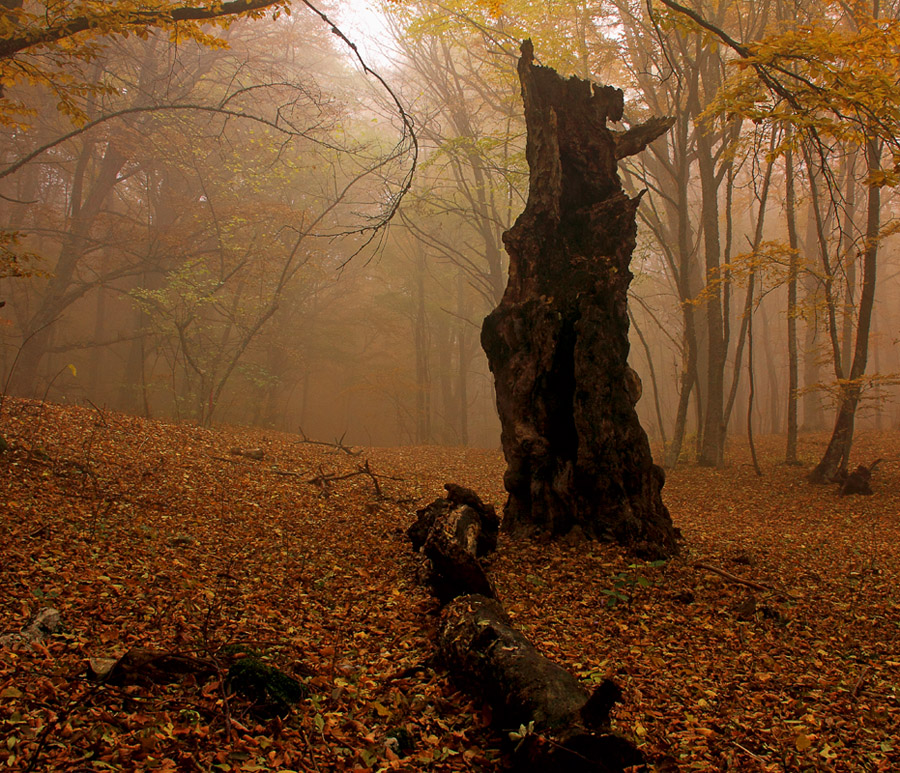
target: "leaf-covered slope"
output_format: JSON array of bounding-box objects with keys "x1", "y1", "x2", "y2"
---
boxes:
[{"x1": 1, "y1": 398, "x2": 898, "y2": 771}]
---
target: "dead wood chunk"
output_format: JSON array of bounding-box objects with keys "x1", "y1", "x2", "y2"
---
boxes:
[
  {"x1": 407, "y1": 498, "x2": 450, "y2": 551},
  {"x1": 438, "y1": 594, "x2": 589, "y2": 729},
  {"x1": 444, "y1": 483, "x2": 500, "y2": 556},
  {"x1": 408, "y1": 485, "x2": 498, "y2": 559},
  {"x1": 840, "y1": 465, "x2": 874, "y2": 496},
  {"x1": 438, "y1": 594, "x2": 642, "y2": 772},
  {"x1": 424, "y1": 529, "x2": 496, "y2": 604},
  {"x1": 409, "y1": 490, "x2": 499, "y2": 603},
  {"x1": 444, "y1": 483, "x2": 488, "y2": 510},
  {"x1": 94, "y1": 648, "x2": 216, "y2": 685},
  {"x1": 0, "y1": 607, "x2": 60, "y2": 648}
]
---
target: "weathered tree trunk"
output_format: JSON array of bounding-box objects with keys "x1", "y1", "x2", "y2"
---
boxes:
[
  {"x1": 438, "y1": 595, "x2": 644, "y2": 773},
  {"x1": 407, "y1": 483, "x2": 499, "y2": 604},
  {"x1": 481, "y1": 41, "x2": 678, "y2": 558}
]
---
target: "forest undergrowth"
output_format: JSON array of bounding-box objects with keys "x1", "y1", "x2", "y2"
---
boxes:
[{"x1": 1, "y1": 397, "x2": 898, "y2": 772}]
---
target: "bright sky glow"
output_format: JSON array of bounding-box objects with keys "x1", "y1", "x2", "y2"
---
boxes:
[{"x1": 334, "y1": 1, "x2": 394, "y2": 68}]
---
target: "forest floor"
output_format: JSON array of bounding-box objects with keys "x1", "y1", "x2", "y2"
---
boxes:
[{"x1": 0, "y1": 397, "x2": 898, "y2": 772}]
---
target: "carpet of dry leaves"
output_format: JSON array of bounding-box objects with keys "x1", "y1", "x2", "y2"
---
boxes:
[{"x1": 1, "y1": 397, "x2": 898, "y2": 772}]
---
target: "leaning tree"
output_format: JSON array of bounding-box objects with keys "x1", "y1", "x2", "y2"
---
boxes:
[{"x1": 481, "y1": 41, "x2": 679, "y2": 559}]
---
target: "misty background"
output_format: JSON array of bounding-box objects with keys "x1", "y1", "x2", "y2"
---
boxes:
[{"x1": 1, "y1": 0, "x2": 898, "y2": 457}]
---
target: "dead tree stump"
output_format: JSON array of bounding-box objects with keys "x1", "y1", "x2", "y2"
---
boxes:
[
  {"x1": 839, "y1": 459, "x2": 882, "y2": 495},
  {"x1": 481, "y1": 40, "x2": 678, "y2": 558}
]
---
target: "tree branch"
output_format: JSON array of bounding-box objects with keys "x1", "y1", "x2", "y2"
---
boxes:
[{"x1": 0, "y1": 1, "x2": 284, "y2": 60}]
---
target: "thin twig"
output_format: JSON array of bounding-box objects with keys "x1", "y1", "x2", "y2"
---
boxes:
[
  {"x1": 733, "y1": 740, "x2": 768, "y2": 764},
  {"x1": 694, "y1": 562, "x2": 773, "y2": 591}
]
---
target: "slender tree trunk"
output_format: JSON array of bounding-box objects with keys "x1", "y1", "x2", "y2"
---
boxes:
[
  {"x1": 456, "y1": 272, "x2": 469, "y2": 446},
  {"x1": 723, "y1": 146, "x2": 775, "y2": 432},
  {"x1": 839, "y1": 152, "x2": 859, "y2": 372},
  {"x1": 747, "y1": 273, "x2": 761, "y2": 476},
  {"x1": 89, "y1": 249, "x2": 109, "y2": 400},
  {"x1": 785, "y1": 143, "x2": 800, "y2": 463},
  {"x1": 697, "y1": 130, "x2": 726, "y2": 467},
  {"x1": 630, "y1": 309, "x2": 667, "y2": 447},
  {"x1": 665, "y1": 307, "x2": 698, "y2": 468},
  {"x1": 414, "y1": 249, "x2": 431, "y2": 444},
  {"x1": 809, "y1": 139, "x2": 881, "y2": 482}
]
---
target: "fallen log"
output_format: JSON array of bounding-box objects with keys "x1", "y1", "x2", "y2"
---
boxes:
[
  {"x1": 87, "y1": 647, "x2": 216, "y2": 685},
  {"x1": 408, "y1": 486, "x2": 644, "y2": 771},
  {"x1": 438, "y1": 594, "x2": 644, "y2": 772},
  {"x1": 408, "y1": 483, "x2": 499, "y2": 604}
]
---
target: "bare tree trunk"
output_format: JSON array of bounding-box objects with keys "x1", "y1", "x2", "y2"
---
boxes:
[
  {"x1": 747, "y1": 273, "x2": 762, "y2": 477},
  {"x1": 809, "y1": 139, "x2": 881, "y2": 482},
  {"x1": 481, "y1": 42, "x2": 678, "y2": 558},
  {"x1": 800, "y1": 173, "x2": 828, "y2": 431},
  {"x1": 629, "y1": 309, "x2": 667, "y2": 446},
  {"x1": 9, "y1": 141, "x2": 125, "y2": 396},
  {"x1": 414, "y1": 249, "x2": 431, "y2": 444},
  {"x1": 723, "y1": 145, "x2": 776, "y2": 434},
  {"x1": 785, "y1": 143, "x2": 800, "y2": 463},
  {"x1": 456, "y1": 272, "x2": 469, "y2": 446},
  {"x1": 697, "y1": 128, "x2": 727, "y2": 468},
  {"x1": 665, "y1": 311, "x2": 698, "y2": 468}
]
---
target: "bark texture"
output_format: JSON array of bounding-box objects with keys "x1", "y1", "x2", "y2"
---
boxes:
[
  {"x1": 438, "y1": 595, "x2": 644, "y2": 772},
  {"x1": 408, "y1": 486, "x2": 645, "y2": 771},
  {"x1": 407, "y1": 483, "x2": 499, "y2": 604},
  {"x1": 481, "y1": 41, "x2": 678, "y2": 558}
]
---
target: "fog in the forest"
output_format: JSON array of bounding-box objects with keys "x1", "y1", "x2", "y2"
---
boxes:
[{"x1": 2, "y1": 0, "x2": 899, "y2": 457}]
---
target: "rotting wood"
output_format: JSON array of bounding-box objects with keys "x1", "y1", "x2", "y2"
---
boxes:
[
  {"x1": 408, "y1": 483, "x2": 499, "y2": 603},
  {"x1": 88, "y1": 647, "x2": 216, "y2": 685},
  {"x1": 480, "y1": 39, "x2": 678, "y2": 559},
  {"x1": 839, "y1": 458, "x2": 882, "y2": 496},
  {"x1": 438, "y1": 594, "x2": 644, "y2": 772},
  {"x1": 408, "y1": 486, "x2": 645, "y2": 771}
]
